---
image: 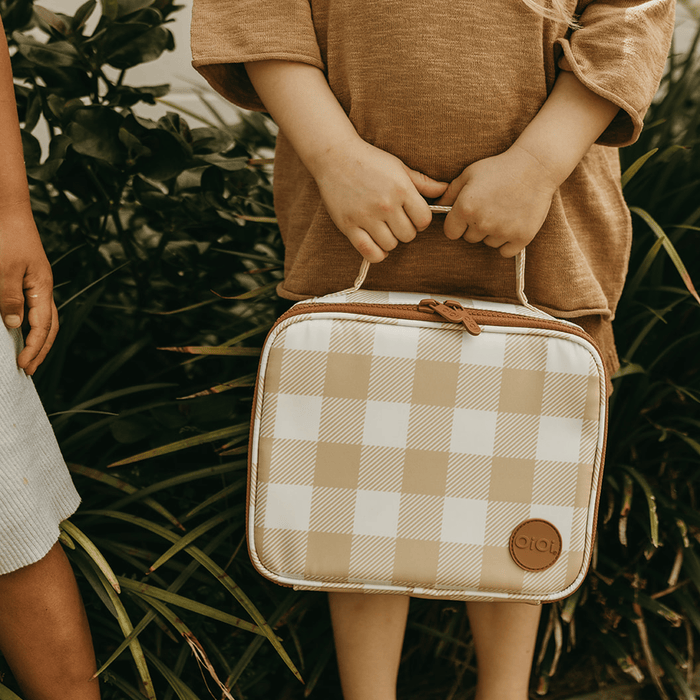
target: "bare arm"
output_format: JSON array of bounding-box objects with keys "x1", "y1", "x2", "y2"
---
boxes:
[
  {"x1": 438, "y1": 71, "x2": 620, "y2": 257},
  {"x1": 0, "y1": 16, "x2": 57, "y2": 373},
  {"x1": 245, "y1": 60, "x2": 448, "y2": 263}
]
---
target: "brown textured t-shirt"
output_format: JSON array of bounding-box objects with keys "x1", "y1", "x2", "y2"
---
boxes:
[{"x1": 190, "y1": 0, "x2": 675, "y2": 375}]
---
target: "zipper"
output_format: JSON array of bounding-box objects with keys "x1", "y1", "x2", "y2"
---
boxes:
[
  {"x1": 272, "y1": 299, "x2": 599, "y2": 346},
  {"x1": 417, "y1": 299, "x2": 482, "y2": 336}
]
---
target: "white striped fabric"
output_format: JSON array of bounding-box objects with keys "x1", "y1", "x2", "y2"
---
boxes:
[{"x1": 0, "y1": 327, "x2": 80, "y2": 575}]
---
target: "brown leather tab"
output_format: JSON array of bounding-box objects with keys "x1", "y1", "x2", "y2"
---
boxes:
[
  {"x1": 509, "y1": 520, "x2": 562, "y2": 572},
  {"x1": 417, "y1": 299, "x2": 482, "y2": 336}
]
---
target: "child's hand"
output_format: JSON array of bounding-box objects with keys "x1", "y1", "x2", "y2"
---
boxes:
[
  {"x1": 0, "y1": 215, "x2": 58, "y2": 374},
  {"x1": 436, "y1": 144, "x2": 558, "y2": 258},
  {"x1": 314, "y1": 138, "x2": 448, "y2": 263}
]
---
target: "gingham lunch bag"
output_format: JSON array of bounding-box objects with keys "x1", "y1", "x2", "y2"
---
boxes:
[{"x1": 247, "y1": 212, "x2": 608, "y2": 603}]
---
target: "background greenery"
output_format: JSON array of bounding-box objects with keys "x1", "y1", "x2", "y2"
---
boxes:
[{"x1": 0, "y1": 0, "x2": 699, "y2": 698}]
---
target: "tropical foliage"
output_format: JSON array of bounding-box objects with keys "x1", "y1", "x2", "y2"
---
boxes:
[{"x1": 0, "y1": 0, "x2": 699, "y2": 698}]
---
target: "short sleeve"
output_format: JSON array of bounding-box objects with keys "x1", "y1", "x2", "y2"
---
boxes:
[
  {"x1": 191, "y1": 0, "x2": 324, "y2": 112},
  {"x1": 556, "y1": 0, "x2": 675, "y2": 147}
]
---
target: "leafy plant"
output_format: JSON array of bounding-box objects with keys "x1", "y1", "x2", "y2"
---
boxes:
[
  {"x1": 530, "y1": 21, "x2": 700, "y2": 700},
  {"x1": 1, "y1": 1, "x2": 304, "y2": 697}
]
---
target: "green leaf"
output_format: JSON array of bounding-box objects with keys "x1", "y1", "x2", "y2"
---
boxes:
[
  {"x1": 147, "y1": 508, "x2": 240, "y2": 573},
  {"x1": 198, "y1": 154, "x2": 249, "y2": 171},
  {"x1": 636, "y1": 592, "x2": 682, "y2": 625},
  {"x1": 212, "y1": 279, "x2": 279, "y2": 300},
  {"x1": 107, "y1": 461, "x2": 245, "y2": 511},
  {"x1": 56, "y1": 261, "x2": 130, "y2": 311},
  {"x1": 33, "y1": 6, "x2": 69, "y2": 34},
  {"x1": 182, "y1": 479, "x2": 246, "y2": 519},
  {"x1": 621, "y1": 148, "x2": 658, "y2": 189},
  {"x1": 0, "y1": 683, "x2": 24, "y2": 700},
  {"x1": 133, "y1": 596, "x2": 235, "y2": 700},
  {"x1": 100, "y1": 670, "x2": 150, "y2": 700},
  {"x1": 630, "y1": 207, "x2": 700, "y2": 305},
  {"x1": 26, "y1": 134, "x2": 72, "y2": 182},
  {"x1": 55, "y1": 382, "x2": 176, "y2": 427},
  {"x1": 137, "y1": 129, "x2": 190, "y2": 181},
  {"x1": 119, "y1": 127, "x2": 152, "y2": 159},
  {"x1": 67, "y1": 107, "x2": 126, "y2": 164},
  {"x1": 118, "y1": 578, "x2": 264, "y2": 635},
  {"x1": 620, "y1": 465, "x2": 659, "y2": 546},
  {"x1": 107, "y1": 26, "x2": 172, "y2": 69},
  {"x1": 84, "y1": 510, "x2": 303, "y2": 682},
  {"x1": 12, "y1": 32, "x2": 81, "y2": 68},
  {"x1": 93, "y1": 523, "x2": 240, "y2": 678},
  {"x1": 21, "y1": 130, "x2": 42, "y2": 165},
  {"x1": 177, "y1": 374, "x2": 257, "y2": 399},
  {"x1": 110, "y1": 416, "x2": 153, "y2": 443},
  {"x1": 108, "y1": 84, "x2": 170, "y2": 108},
  {"x1": 624, "y1": 236, "x2": 665, "y2": 300},
  {"x1": 72, "y1": 550, "x2": 156, "y2": 697},
  {"x1": 61, "y1": 520, "x2": 121, "y2": 592},
  {"x1": 225, "y1": 589, "x2": 302, "y2": 689},
  {"x1": 157, "y1": 345, "x2": 262, "y2": 356},
  {"x1": 140, "y1": 647, "x2": 199, "y2": 700},
  {"x1": 595, "y1": 630, "x2": 644, "y2": 682},
  {"x1": 23, "y1": 90, "x2": 42, "y2": 132},
  {"x1": 655, "y1": 645, "x2": 695, "y2": 700},
  {"x1": 304, "y1": 641, "x2": 334, "y2": 698},
  {"x1": 107, "y1": 424, "x2": 249, "y2": 466},
  {"x1": 72, "y1": 0, "x2": 98, "y2": 32},
  {"x1": 670, "y1": 430, "x2": 700, "y2": 458},
  {"x1": 67, "y1": 463, "x2": 184, "y2": 530},
  {"x1": 191, "y1": 127, "x2": 234, "y2": 155},
  {"x1": 610, "y1": 362, "x2": 646, "y2": 379},
  {"x1": 116, "y1": 0, "x2": 156, "y2": 17},
  {"x1": 70, "y1": 546, "x2": 120, "y2": 618},
  {"x1": 102, "y1": 0, "x2": 120, "y2": 20}
]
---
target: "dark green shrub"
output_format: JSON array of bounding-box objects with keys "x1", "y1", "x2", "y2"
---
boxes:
[
  {"x1": 532, "y1": 26, "x2": 700, "y2": 700},
  {"x1": 1, "y1": 1, "x2": 302, "y2": 698}
]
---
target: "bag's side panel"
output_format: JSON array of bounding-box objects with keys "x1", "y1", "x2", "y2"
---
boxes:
[{"x1": 249, "y1": 311, "x2": 606, "y2": 602}]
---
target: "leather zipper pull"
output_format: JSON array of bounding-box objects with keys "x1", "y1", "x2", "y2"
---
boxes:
[{"x1": 418, "y1": 299, "x2": 482, "y2": 336}]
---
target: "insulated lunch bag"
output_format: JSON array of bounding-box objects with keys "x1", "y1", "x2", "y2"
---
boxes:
[{"x1": 247, "y1": 212, "x2": 607, "y2": 603}]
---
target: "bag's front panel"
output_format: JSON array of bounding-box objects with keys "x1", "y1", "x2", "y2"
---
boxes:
[{"x1": 250, "y1": 312, "x2": 604, "y2": 600}]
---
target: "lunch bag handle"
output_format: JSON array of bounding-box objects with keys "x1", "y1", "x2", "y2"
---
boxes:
[{"x1": 348, "y1": 205, "x2": 539, "y2": 314}]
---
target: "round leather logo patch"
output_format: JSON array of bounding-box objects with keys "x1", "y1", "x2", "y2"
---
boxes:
[{"x1": 509, "y1": 520, "x2": 562, "y2": 572}]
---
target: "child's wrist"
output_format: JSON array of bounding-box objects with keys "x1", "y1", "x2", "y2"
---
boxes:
[
  {"x1": 506, "y1": 143, "x2": 562, "y2": 194},
  {"x1": 304, "y1": 131, "x2": 364, "y2": 180}
]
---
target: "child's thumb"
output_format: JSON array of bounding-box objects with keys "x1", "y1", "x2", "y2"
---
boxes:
[{"x1": 405, "y1": 168, "x2": 449, "y2": 199}]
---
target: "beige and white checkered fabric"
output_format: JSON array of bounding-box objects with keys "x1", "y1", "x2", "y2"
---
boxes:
[{"x1": 249, "y1": 300, "x2": 607, "y2": 603}]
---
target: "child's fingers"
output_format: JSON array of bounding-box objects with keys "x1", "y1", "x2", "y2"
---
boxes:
[
  {"x1": 434, "y1": 175, "x2": 466, "y2": 208},
  {"x1": 402, "y1": 195, "x2": 432, "y2": 233},
  {"x1": 404, "y1": 167, "x2": 449, "y2": 201},
  {"x1": 386, "y1": 209, "x2": 419, "y2": 242},
  {"x1": 496, "y1": 241, "x2": 524, "y2": 258},
  {"x1": 444, "y1": 206, "x2": 476, "y2": 241},
  {"x1": 344, "y1": 227, "x2": 388, "y2": 263},
  {"x1": 482, "y1": 235, "x2": 504, "y2": 248},
  {"x1": 365, "y1": 222, "x2": 400, "y2": 252}
]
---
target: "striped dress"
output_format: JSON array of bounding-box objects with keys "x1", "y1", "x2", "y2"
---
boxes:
[{"x1": 0, "y1": 325, "x2": 80, "y2": 575}]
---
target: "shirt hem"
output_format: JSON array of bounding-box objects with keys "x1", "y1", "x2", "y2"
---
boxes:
[{"x1": 556, "y1": 39, "x2": 643, "y2": 148}]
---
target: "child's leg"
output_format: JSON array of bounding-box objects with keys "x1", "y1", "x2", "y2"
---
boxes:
[
  {"x1": 0, "y1": 541, "x2": 100, "y2": 700},
  {"x1": 466, "y1": 601, "x2": 542, "y2": 700},
  {"x1": 328, "y1": 592, "x2": 409, "y2": 700}
]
